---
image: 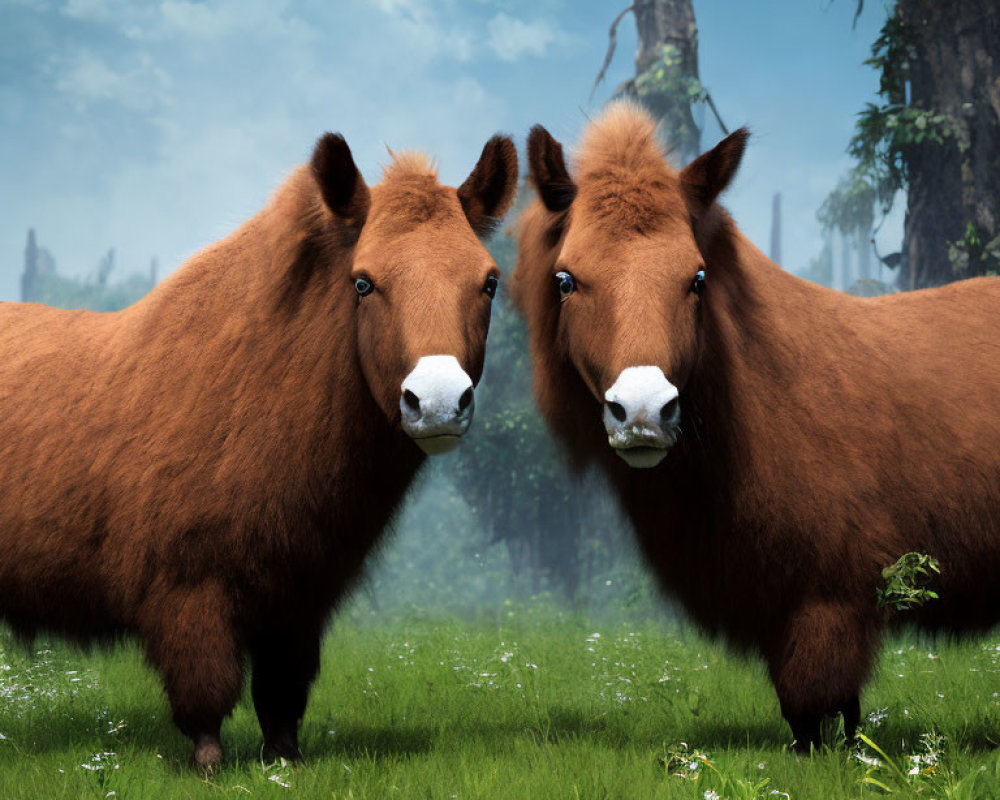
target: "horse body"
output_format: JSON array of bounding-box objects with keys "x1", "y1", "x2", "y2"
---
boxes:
[
  {"x1": 0, "y1": 135, "x2": 517, "y2": 768},
  {"x1": 515, "y1": 103, "x2": 1000, "y2": 747}
]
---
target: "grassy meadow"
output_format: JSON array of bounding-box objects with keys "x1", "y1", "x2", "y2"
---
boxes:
[{"x1": 1, "y1": 606, "x2": 999, "y2": 799}]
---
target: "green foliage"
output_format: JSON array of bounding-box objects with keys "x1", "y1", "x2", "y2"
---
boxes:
[
  {"x1": 818, "y1": 168, "x2": 876, "y2": 237},
  {"x1": 659, "y1": 741, "x2": 778, "y2": 798},
  {"x1": 948, "y1": 221, "x2": 1000, "y2": 277},
  {"x1": 877, "y1": 552, "x2": 941, "y2": 612},
  {"x1": 817, "y1": 3, "x2": 964, "y2": 277},
  {"x1": 856, "y1": 730, "x2": 945, "y2": 793},
  {"x1": 847, "y1": 4, "x2": 920, "y2": 214},
  {"x1": 850, "y1": 102, "x2": 959, "y2": 215},
  {"x1": 827, "y1": 4, "x2": 964, "y2": 215},
  {"x1": 632, "y1": 43, "x2": 703, "y2": 155}
]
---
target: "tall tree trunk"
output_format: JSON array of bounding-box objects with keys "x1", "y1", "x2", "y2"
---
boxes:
[
  {"x1": 770, "y1": 193, "x2": 782, "y2": 264},
  {"x1": 22, "y1": 228, "x2": 37, "y2": 303},
  {"x1": 899, "y1": 0, "x2": 1000, "y2": 288},
  {"x1": 857, "y1": 230, "x2": 871, "y2": 280},
  {"x1": 632, "y1": 0, "x2": 702, "y2": 163}
]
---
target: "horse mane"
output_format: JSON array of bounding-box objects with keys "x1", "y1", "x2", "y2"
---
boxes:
[
  {"x1": 371, "y1": 151, "x2": 455, "y2": 231},
  {"x1": 575, "y1": 103, "x2": 689, "y2": 235},
  {"x1": 576, "y1": 101, "x2": 665, "y2": 175},
  {"x1": 382, "y1": 150, "x2": 437, "y2": 180}
]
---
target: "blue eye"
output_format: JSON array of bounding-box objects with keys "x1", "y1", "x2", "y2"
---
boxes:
[
  {"x1": 555, "y1": 270, "x2": 576, "y2": 300},
  {"x1": 354, "y1": 276, "x2": 374, "y2": 297},
  {"x1": 483, "y1": 275, "x2": 499, "y2": 299},
  {"x1": 691, "y1": 269, "x2": 706, "y2": 296}
]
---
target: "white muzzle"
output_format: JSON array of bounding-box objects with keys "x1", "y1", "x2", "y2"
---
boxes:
[
  {"x1": 400, "y1": 355, "x2": 474, "y2": 455},
  {"x1": 603, "y1": 366, "x2": 680, "y2": 468}
]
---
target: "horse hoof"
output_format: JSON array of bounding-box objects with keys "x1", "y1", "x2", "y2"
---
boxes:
[
  {"x1": 262, "y1": 740, "x2": 303, "y2": 764},
  {"x1": 194, "y1": 736, "x2": 223, "y2": 774}
]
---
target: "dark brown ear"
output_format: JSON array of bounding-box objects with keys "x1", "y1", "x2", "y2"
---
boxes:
[
  {"x1": 680, "y1": 127, "x2": 749, "y2": 211},
  {"x1": 527, "y1": 125, "x2": 577, "y2": 213},
  {"x1": 457, "y1": 135, "x2": 519, "y2": 240},
  {"x1": 311, "y1": 132, "x2": 370, "y2": 229}
]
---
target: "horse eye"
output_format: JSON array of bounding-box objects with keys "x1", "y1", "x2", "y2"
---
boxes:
[
  {"x1": 354, "y1": 277, "x2": 374, "y2": 297},
  {"x1": 555, "y1": 270, "x2": 576, "y2": 300},
  {"x1": 483, "y1": 275, "x2": 499, "y2": 299},
  {"x1": 691, "y1": 269, "x2": 706, "y2": 296}
]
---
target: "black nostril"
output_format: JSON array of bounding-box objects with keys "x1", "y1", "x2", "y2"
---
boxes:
[
  {"x1": 607, "y1": 401, "x2": 627, "y2": 423},
  {"x1": 661, "y1": 397, "x2": 679, "y2": 421},
  {"x1": 458, "y1": 387, "x2": 474, "y2": 412},
  {"x1": 403, "y1": 389, "x2": 420, "y2": 412}
]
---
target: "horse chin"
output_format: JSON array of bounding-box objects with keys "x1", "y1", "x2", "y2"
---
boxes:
[
  {"x1": 613, "y1": 445, "x2": 669, "y2": 469},
  {"x1": 412, "y1": 434, "x2": 463, "y2": 456}
]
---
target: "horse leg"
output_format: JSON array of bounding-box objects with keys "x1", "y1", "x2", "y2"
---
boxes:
[
  {"x1": 251, "y1": 624, "x2": 322, "y2": 762},
  {"x1": 141, "y1": 583, "x2": 243, "y2": 773},
  {"x1": 781, "y1": 707, "x2": 822, "y2": 753},
  {"x1": 840, "y1": 694, "x2": 861, "y2": 744},
  {"x1": 767, "y1": 600, "x2": 877, "y2": 753}
]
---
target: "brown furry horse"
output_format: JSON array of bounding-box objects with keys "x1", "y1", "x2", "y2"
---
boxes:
[
  {"x1": 513, "y1": 103, "x2": 1000, "y2": 750},
  {"x1": 0, "y1": 132, "x2": 517, "y2": 769}
]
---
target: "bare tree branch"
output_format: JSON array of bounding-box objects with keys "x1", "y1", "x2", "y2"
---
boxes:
[
  {"x1": 853, "y1": 0, "x2": 864, "y2": 28},
  {"x1": 590, "y1": 5, "x2": 635, "y2": 101},
  {"x1": 611, "y1": 77, "x2": 636, "y2": 101},
  {"x1": 703, "y1": 90, "x2": 729, "y2": 136}
]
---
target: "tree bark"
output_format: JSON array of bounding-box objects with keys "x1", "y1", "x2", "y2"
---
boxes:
[
  {"x1": 632, "y1": 0, "x2": 701, "y2": 163},
  {"x1": 899, "y1": 0, "x2": 1000, "y2": 288},
  {"x1": 22, "y1": 228, "x2": 37, "y2": 303}
]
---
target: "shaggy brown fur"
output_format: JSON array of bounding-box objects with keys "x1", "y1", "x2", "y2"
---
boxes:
[
  {"x1": 0, "y1": 131, "x2": 517, "y2": 769},
  {"x1": 513, "y1": 103, "x2": 1000, "y2": 749}
]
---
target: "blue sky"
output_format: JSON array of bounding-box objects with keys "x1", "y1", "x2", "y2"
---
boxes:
[{"x1": 0, "y1": 0, "x2": 898, "y2": 301}]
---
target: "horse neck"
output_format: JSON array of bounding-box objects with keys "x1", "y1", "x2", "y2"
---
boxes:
[{"x1": 685, "y1": 219, "x2": 848, "y2": 465}]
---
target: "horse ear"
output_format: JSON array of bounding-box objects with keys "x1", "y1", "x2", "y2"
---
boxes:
[
  {"x1": 457, "y1": 135, "x2": 519, "y2": 240},
  {"x1": 680, "y1": 127, "x2": 749, "y2": 211},
  {"x1": 310, "y1": 133, "x2": 370, "y2": 229},
  {"x1": 527, "y1": 125, "x2": 577, "y2": 213}
]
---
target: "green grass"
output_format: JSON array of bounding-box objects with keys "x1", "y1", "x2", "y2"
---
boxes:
[{"x1": 1, "y1": 610, "x2": 999, "y2": 799}]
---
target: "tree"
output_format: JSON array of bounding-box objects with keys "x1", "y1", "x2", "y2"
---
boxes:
[
  {"x1": 592, "y1": 0, "x2": 726, "y2": 164},
  {"x1": 826, "y1": 1, "x2": 1000, "y2": 289},
  {"x1": 19, "y1": 229, "x2": 156, "y2": 311}
]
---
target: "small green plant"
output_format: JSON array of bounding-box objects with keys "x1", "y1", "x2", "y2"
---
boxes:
[
  {"x1": 877, "y1": 552, "x2": 941, "y2": 612},
  {"x1": 658, "y1": 742, "x2": 787, "y2": 799},
  {"x1": 856, "y1": 731, "x2": 944, "y2": 793}
]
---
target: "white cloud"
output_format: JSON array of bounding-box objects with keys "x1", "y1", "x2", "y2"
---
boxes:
[
  {"x1": 486, "y1": 12, "x2": 557, "y2": 61},
  {"x1": 369, "y1": 0, "x2": 475, "y2": 62},
  {"x1": 61, "y1": 0, "x2": 120, "y2": 22},
  {"x1": 51, "y1": 49, "x2": 171, "y2": 113},
  {"x1": 151, "y1": 0, "x2": 318, "y2": 46}
]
